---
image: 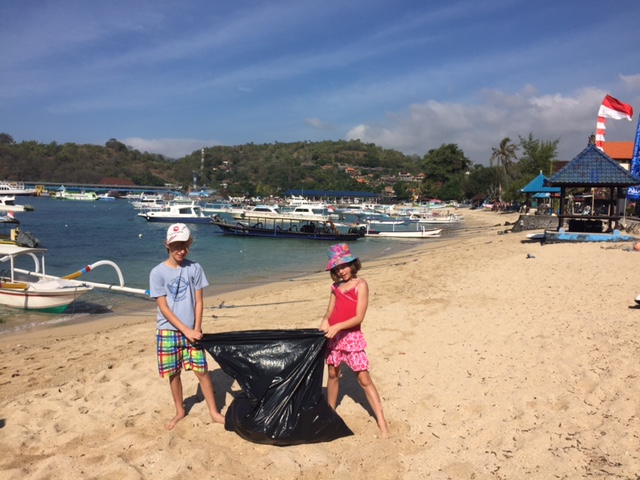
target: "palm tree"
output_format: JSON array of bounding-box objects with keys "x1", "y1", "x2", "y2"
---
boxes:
[{"x1": 490, "y1": 137, "x2": 518, "y2": 176}]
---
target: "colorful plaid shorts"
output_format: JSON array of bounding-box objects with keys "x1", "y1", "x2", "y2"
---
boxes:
[{"x1": 156, "y1": 329, "x2": 208, "y2": 378}]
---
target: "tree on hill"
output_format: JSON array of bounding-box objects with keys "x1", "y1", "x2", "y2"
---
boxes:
[
  {"x1": 420, "y1": 144, "x2": 471, "y2": 200},
  {"x1": 0, "y1": 133, "x2": 15, "y2": 144},
  {"x1": 517, "y1": 133, "x2": 559, "y2": 177},
  {"x1": 490, "y1": 137, "x2": 518, "y2": 177}
]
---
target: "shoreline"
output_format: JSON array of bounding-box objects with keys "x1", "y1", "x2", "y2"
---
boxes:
[{"x1": 5, "y1": 209, "x2": 639, "y2": 478}]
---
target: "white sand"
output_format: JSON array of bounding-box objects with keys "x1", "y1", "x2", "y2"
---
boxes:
[{"x1": 1, "y1": 209, "x2": 639, "y2": 479}]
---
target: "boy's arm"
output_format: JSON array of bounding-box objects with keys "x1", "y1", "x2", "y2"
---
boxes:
[{"x1": 194, "y1": 289, "x2": 204, "y2": 334}]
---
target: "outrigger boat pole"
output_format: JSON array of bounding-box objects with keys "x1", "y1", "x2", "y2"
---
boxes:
[{"x1": 15, "y1": 260, "x2": 149, "y2": 296}]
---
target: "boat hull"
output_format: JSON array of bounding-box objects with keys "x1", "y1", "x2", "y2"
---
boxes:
[
  {"x1": 212, "y1": 221, "x2": 362, "y2": 241},
  {"x1": 0, "y1": 284, "x2": 92, "y2": 312},
  {"x1": 142, "y1": 215, "x2": 213, "y2": 223},
  {"x1": 365, "y1": 227, "x2": 442, "y2": 238}
]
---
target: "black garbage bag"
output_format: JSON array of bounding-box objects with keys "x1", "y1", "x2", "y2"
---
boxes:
[
  {"x1": 16, "y1": 230, "x2": 40, "y2": 247},
  {"x1": 200, "y1": 329, "x2": 353, "y2": 446}
]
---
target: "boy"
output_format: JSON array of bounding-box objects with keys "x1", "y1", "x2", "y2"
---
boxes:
[{"x1": 150, "y1": 223, "x2": 225, "y2": 429}]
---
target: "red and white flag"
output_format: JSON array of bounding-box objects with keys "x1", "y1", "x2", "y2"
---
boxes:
[{"x1": 595, "y1": 94, "x2": 634, "y2": 151}]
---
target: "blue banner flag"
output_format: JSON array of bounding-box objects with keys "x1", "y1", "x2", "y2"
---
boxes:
[{"x1": 626, "y1": 118, "x2": 640, "y2": 201}]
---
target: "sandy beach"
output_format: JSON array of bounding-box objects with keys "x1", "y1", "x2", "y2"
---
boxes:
[{"x1": 1, "y1": 208, "x2": 640, "y2": 479}]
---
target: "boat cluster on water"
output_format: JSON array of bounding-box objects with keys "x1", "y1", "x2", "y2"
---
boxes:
[
  {"x1": 3, "y1": 183, "x2": 466, "y2": 238},
  {"x1": 1, "y1": 181, "x2": 465, "y2": 238},
  {"x1": 126, "y1": 195, "x2": 465, "y2": 241}
]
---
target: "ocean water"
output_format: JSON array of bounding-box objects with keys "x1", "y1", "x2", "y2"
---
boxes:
[{"x1": 0, "y1": 196, "x2": 457, "y2": 334}]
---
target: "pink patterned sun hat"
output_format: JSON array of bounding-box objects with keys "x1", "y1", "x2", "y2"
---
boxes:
[{"x1": 326, "y1": 243, "x2": 358, "y2": 270}]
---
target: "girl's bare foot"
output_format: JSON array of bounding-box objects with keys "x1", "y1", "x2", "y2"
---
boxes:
[
  {"x1": 379, "y1": 420, "x2": 391, "y2": 438},
  {"x1": 165, "y1": 411, "x2": 186, "y2": 430}
]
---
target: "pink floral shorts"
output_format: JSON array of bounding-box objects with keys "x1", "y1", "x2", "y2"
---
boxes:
[{"x1": 325, "y1": 330, "x2": 370, "y2": 372}]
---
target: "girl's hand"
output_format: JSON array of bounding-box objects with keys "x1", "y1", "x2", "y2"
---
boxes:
[{"x1": 324, "y1": 325, "x2": 341, "y2": 339}]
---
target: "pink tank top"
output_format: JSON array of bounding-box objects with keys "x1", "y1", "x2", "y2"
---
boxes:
[{"x1": 328, "y1": 282, "x2": 361, "y2": 331}]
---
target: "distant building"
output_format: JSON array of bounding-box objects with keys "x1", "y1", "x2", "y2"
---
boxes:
[
  {"x1": 603, "y1": 142, "x2": 634, "y2": 170},
  {"x1": 99, "y1": 177, "x2": 136, "y2": 186}
]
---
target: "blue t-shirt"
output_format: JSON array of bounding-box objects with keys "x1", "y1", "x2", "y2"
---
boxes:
[{"x1": 149, "y1": 259, "x2": 209, "y2": 331}]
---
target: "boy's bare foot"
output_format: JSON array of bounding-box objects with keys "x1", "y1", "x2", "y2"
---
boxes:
[
  {"x1": 211, "y1": 411, "x2": 225, "y2": 424},
  {"x1": 165, "y1": 411, "x2": 186, "y2": 430}
]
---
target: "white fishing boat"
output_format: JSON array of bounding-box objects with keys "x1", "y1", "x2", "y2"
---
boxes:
[
  {"x1": 360, "y1": 214, "x2": 407, "y2": 226},
  {"x1": 364, "y1": 225, "x2": 443, "y2": 238},
  {"x1": 408, "y1": 211, "x2": 463, "y2": 224},
  {"x1": 0, "y1": 244, "x2": 147, "y2": 312},
  {"x1": 138, "y1": 202, "x2": 213, "y2": 223}
]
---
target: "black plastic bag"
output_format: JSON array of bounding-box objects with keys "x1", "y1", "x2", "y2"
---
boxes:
[
  {"x1": 16, "y1": 230, "x2": 40, "y2": 247},
  {"x1": 201, "y1": 329, "x2": 353, "y2": 446}
]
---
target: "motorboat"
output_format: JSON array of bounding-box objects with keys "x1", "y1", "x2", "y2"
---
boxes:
[
  {"x1": 0, "y1": 212, "x2": 21, "y2": 244},
  {"x1": 138, "y1": 202, "x2": 213, "y2": 223},
  {"x1": 0, "y1": 244, "x2": 146, "y2": 312},
  {"x1": 52, "y1": 187, "x2": 99, "y2": 201},
  {"x1": 0, "y1": 195, "x2": 34, "y2": 212},
  {"x1": 130, "y1": 195, "x2": 166, "y2": 210},
  {"x1": 202, "y1": 201, "x2": 235, "y2": 214},
  {"x1": 0, "y1": 181, "x2": 33, "y2": 196},
  {"x1": 229, "y1": 204, "x2": 283, "y2": 220},
  {"x1": 97, "y1": 193, "x2": 117, "y2": 201},
  {"x1": 336, "y1": 203, "x2": 379, "y2": 215},
  {"x1": 285, "y1": 205, "x2": 332, "y2": 221}
]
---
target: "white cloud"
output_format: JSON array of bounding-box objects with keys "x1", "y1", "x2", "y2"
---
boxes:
[
  {"x1": 305, "y1": 118, "x2": 332, "y2": 131},
  {"x1": 345, "y1": 86, "x2": 639, "y2": 165},
  {"x1": 123, "y1": 137, "x2": 221, "y2": 159}
]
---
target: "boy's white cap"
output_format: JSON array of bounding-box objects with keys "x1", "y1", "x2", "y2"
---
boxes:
[{"x1": 166, "y1": 223, "x2": 191, "y2": 243}]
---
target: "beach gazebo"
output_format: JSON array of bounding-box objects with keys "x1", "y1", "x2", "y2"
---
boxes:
[
  {"x1": 545, "y1": 144, "x2": 640, "y2": 232},
  {"x1": 520, "y1": 172, "x2": 561, "y2": 213}
]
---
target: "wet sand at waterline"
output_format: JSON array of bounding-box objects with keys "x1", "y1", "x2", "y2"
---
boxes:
[{"x1": 1, "y1": 208, "x2": 639, "y2": 479}]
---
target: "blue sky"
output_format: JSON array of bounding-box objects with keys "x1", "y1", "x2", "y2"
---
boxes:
[{"x1": 2, "y1": 0, "x2": 639, "y2": 165}]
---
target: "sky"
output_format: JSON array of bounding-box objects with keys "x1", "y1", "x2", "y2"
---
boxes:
[{"x1": 2, "y1": 0, "x2": 640, "y2": 165}]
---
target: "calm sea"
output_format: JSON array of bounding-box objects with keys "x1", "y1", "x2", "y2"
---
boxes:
[{"x1": 0, "y1": 196, "x2": 457, "y2": 334}]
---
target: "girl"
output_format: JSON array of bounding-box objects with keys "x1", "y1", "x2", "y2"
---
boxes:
[{"x1": 319, "y1": 243, "x2": 390, "y2": 437}]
